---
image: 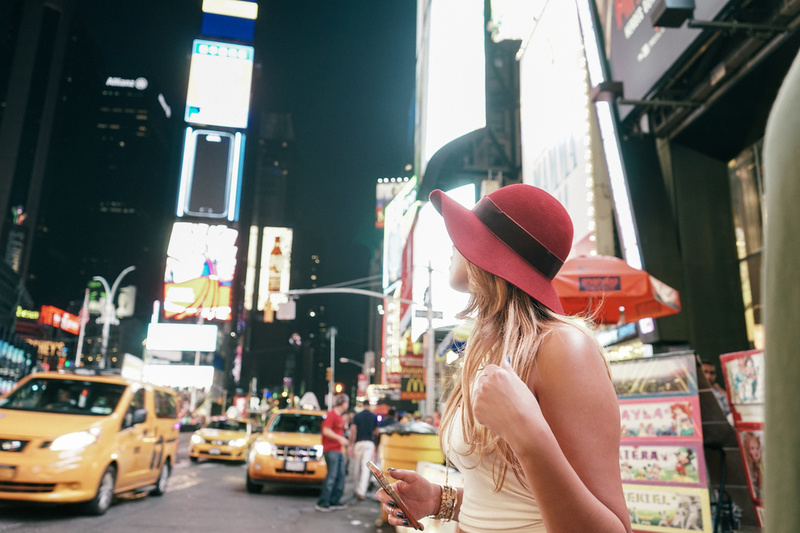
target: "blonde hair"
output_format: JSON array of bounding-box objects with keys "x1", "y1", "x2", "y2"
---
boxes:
[{"x1": 439, "y1": 261, "x2": 607, "y2": 491}]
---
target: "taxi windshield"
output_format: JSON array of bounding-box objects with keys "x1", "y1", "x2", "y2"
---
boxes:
[
  {"x1": 268, "y1": 413, "x2": 322, "y2": 434},
  {"x1": 0, "y1": 378, "x2": 126, "y2": 416},
  {"x1": 205, "y1": 419, "x2": 248, "y2": 432}
]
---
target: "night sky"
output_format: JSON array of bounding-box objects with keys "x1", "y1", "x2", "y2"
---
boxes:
[{"x1": 76, "y1": 0, "x2": 417, "y2": 280}]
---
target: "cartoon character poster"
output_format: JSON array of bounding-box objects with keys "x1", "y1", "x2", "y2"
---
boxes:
[
  {"x1": 720, "y1": 349, "x2": 764, "y2": 424},
  {"x1": 721, "y1": 350, "x2": 764, "y2": 405},
  {"x1": 624, "y1": 485, "x2": 712, "y2": 532},
  {"x1": 620, "y1": 444, "x2": 706, "y2": 487},
  {"x1": 620, "y1": 397, "x2": 702, "y2": 440}
]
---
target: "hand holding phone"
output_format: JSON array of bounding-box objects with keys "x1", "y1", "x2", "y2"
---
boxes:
[{"x1": 367, "y1": 461, "x2": 424, "y2": 531}]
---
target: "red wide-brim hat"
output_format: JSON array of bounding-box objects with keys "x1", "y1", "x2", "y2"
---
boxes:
[{"x1": 430, "y1": 184, "x2": 573, "y2": 314}]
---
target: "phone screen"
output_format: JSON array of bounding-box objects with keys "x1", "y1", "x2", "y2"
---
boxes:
[
  {"x1": 186, "y1": 131, "x2": 232, "y2": 217},
  {"x1": 366, "y1": 461, "x2": 423, "y2": 531}
]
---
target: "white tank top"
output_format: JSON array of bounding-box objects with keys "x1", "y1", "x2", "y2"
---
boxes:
[{"x1": 446, "y1": 407, "x2": 545, "y2": 532}]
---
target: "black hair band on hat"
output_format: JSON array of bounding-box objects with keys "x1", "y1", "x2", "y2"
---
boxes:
[{"x1": 473, "y1": 197, "x2": 563, "y2": 280}]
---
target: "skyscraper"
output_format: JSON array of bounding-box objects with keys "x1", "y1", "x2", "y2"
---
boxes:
[{"x1": 0, "y1": 0, "x2": 177, "y2": 362}]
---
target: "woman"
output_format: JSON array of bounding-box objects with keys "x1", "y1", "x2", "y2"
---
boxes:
[{"x1": 376, "y1": 184, "x2": 631, "y2": 532}]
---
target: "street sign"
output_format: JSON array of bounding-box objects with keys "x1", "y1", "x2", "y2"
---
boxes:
[{"x1": 415, "y1": 309, "x2": 443, "y2": 319}]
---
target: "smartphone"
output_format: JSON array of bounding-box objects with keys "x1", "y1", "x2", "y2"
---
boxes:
[
  {"x1": 185, "y1": 130, "x2": 233, "y2": 218},
  {"x1": 367, "y1": 461, "x2": 424, "y2": 531}
]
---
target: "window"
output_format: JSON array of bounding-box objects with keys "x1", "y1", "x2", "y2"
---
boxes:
[
  {"x1": 268, "y1": 413, "x2": 323, "y2": 434},
  {"x1": 123, "y1": 388, "x2": 147, "y2": 428},
  {"x1": 728, "y1": 140, "x2": 764, "y2": 349},
  {"x1": 154, "y1": 390, "x2": 178, "y2": 419},
  {"x1": 0, "y1": 378, "x2": 125, "y2": 416}
]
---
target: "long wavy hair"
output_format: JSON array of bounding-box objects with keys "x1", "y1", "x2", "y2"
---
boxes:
[{"x1": 438, "y1": 261, "x2": 608, "y2": 491}]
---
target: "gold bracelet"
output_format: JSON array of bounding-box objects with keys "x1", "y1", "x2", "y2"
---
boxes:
[{"x1": 433, "y1": 484, "x2": 457, "y2": 522}]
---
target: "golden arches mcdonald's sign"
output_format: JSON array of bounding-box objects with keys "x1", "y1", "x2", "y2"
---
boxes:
[{"x1": 401, "y1": 375, "x2": 426, "y2": 400}]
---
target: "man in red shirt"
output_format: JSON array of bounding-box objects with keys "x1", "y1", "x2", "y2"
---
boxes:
[{"x1": 315, "y1": 393, "x2": 350, "y2": 511}]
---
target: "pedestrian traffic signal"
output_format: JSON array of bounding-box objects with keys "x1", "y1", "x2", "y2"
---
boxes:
[{"x1": 334, "y1": 382, "x2": 344, "y2": 394}]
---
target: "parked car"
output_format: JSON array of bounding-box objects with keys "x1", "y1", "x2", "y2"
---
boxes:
[
  {"x1": 189, "y1": 416, "x2": 257, "y2": 463},
  {"x1": 0, "y1": 369, "x2": 179, "y2": 515},
  {"x1": 246, "y1": 408, "x2": 327, "y2": 493}
]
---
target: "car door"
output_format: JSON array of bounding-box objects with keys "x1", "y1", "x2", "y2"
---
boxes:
[{"x1": 115, "y1": 387, "x2": 154, "y2": 489}]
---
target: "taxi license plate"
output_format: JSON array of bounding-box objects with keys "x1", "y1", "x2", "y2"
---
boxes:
[
  {"x1": 284, "y1": 460, "x2": 305, "y2": 472},
  {"x1": 209, "y1": 448, "x2": 221, "y2": 455},
  {"x1": 0, "y1": 466, "x2": 15, "y2": 481}
]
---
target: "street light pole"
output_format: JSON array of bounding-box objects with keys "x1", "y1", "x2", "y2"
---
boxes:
[
  {"x1": 424, "y1": 262, "x2": 435, "y2": 418},
  {"x1": 339, "y1": 356, "x2": 373, "y2": 382},
  {"x1": 339, "y1": 357, "x2": 365, "y2": 370},
  {"x1": 93, "y1": 265, "x2": 136, "y2": 369},
  {"x1": 328, "y1": 326, "x2": 337, "y2": 409}
]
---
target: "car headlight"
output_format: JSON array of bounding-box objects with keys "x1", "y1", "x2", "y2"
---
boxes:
[
  {"x1": 191, "y1": 434, "x2": 204, "y2": 444},
  {"x1": 231, "y1": 437, "x2": 248, "y2": 448},
  {"x1": 313, "y1": 444, "x2": 324, "y2": 460},
  {"x1": 254, "y1": 441, "x2": 277, "y2": 456},
  {"x1": 50, "y1": 429, "x2": 100, "y2": 451}
]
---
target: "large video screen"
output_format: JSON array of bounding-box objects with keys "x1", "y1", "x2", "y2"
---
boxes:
[
  {"x1": 176, "y1": 127, "x2": 245, "y2": 221},
  {"x1": 163, "y1": 222, "x2": 238, "y2": 321},
  {"x1": 184, "y1": 39, "x2": 254, "y2": 129}
]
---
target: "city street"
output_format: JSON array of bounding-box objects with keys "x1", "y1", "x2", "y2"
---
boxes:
[{"x1": 0, "y1": 433, "x2": 389, "y2": 533}]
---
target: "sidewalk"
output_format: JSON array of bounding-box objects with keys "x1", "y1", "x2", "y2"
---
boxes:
[{"x1": 332, "y1": 470, "x2": 388, "y2": 531}]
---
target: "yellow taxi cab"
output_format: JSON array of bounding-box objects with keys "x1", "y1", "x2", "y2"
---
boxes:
[
  {"x1": 246, "y1": 408, "x2": 327, "y2": 493},
  {"x1": 188, "y1": 416, "x2": 256, "y2": 463},
  {"x1": 0, "y1": 370, "x2": 179, "y2": 515}
]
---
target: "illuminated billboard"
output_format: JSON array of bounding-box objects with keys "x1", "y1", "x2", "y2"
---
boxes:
[
  {"x1": 257, "y1": 227, "x2": 293, "y2": 312},
  {"x1": 39, "y1": 306, "x2": 80, "y2": 335},
  {"x1": 376, "y1": 177, "x2": 412, "y2": 229},
  {"x1": 163, "y1": 222, "x2": 238, "y2": 321},
  {"x1": 417, "y1": 0, "x2": 486, "y2": 177},
  {"x1": 382, "y1": 177, "x2": 419, "y2": 290},
  {"x1": 410, "y1": 184, "x2": 474, "y2": 340},
  {"x1": 518, "y1": 0, "x2": 615, "y2": 257},
  {"x1": 143, "y1": 364, "x2": 215, "y2": 390},
  {"x1": 184, "y1": 39, "x2": 254, "y2": 129},
  {"x1": 201, "y1": 0, "x2": 258, "y2": 41},
  {"x1": 145, "y1": 323, "x2": 219, "y2": 352},
  {"x1": 176, "y1": 127, "x2": 245, "y2": 221}
]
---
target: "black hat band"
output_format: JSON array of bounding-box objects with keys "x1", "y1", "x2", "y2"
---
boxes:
[{"x1": 473, "y1": 196, "x2": 564, "y2": 280}]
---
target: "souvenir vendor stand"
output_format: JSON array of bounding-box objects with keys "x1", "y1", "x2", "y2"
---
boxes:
[{"x1": 610, "y1": 351, "x2": 759, "y2": 533}]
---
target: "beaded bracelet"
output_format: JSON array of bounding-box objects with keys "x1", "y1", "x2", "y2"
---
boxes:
[{"x1": 433, "y1": 484, "x2": 457, "y2": 522}]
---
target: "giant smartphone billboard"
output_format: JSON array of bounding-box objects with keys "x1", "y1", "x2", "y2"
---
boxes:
[
  {"x1": 163, "y1": 222, "x2": 238, "y2": 321},
  {"x1": 184, "y1": 39, "x2": 254, "y2": 129},
  {"x1": 176, "y1": 127, "x2": 245, "y2": 221}
]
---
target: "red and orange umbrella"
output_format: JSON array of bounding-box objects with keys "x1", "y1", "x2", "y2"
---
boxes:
[{"x1": 553, "y1": 254, "x2": 681, "y2": 324}]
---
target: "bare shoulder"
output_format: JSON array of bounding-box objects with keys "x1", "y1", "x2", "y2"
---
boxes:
[
  {"x1": 530, "y1": 321, "x2": 619, "y2": 445},
  {"x1": 534, "y1": 322, "x2": 607, "y2": 378}
]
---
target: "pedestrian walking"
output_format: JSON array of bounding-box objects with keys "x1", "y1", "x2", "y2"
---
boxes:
[
  {"x1": 315, "y1": 393, "x2": 350, "y2": 512},
  {"x1": 349, "y1": 400, "x2": 379, "y2": 500}
]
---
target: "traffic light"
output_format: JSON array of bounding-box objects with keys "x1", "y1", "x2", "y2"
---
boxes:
[
  {"x1": 325, "y1": 367, "x2": 332, "y2": 381},
  {"x1": 334, "y1": 382, "x2": 344, "y2": 394}
]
